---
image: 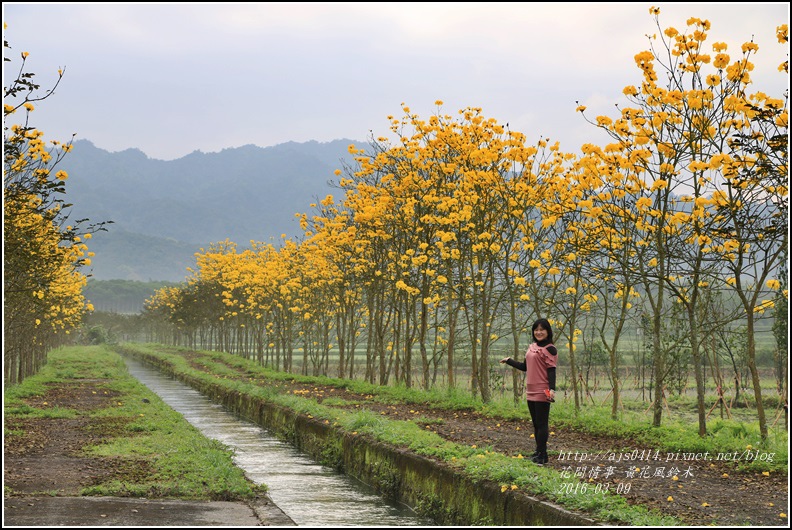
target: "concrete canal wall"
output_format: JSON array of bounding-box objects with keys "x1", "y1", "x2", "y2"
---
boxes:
[{"x1": 126, "y1": 350, "x2": 596, "y2": 526}]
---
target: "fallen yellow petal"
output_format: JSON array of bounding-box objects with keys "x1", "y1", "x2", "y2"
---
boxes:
[
  {"x1": 667, "y1": 496, "x2": 674, "y2": 502},
  {"x1": 762, "y1": 471, "x2": 770, "y2": 476},
  {"x1": 722, "y1": 473, "x2": 729, "y2": 478},
  {"x1": 702, "y1": 502, "x2": 710, "y2": 507}
]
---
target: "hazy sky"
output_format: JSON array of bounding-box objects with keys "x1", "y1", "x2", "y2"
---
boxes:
[{"x1": 3, "y1": 2, "x2": 789, "y2": 161}]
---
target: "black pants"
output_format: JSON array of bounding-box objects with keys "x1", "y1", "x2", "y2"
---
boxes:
[{"x1": 527, "y1": 400, "x2": 551, "y2": 453}]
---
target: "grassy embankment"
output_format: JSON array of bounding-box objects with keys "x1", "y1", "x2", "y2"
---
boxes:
[
  {"x1": 126, "y1": 342, "x2": 786, "y2": 472},
  {"x1": 3, "y1": 345, "x2": 265, "y2": 500},
  {"x1": 120, "y1": 342, "x2": 785, "y2": 525}
]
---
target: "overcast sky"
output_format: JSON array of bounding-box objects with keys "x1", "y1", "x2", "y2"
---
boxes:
[{"x1": 3, "y1": 2, "x2": 789, "y2": 161}]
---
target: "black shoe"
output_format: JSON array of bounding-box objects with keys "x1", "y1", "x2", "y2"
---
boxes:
[{"x1": 531, "y1": 451, "x2": 548, "y2": 465}]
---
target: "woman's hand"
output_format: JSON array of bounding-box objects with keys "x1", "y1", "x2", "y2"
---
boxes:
[{"x1": 500, "y1": 357, "x2": 510, "y2": 364}]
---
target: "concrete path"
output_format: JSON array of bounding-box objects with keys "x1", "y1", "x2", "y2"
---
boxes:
[{"x1": 3, "y1": 495, "x2": 296, "y2": 527}]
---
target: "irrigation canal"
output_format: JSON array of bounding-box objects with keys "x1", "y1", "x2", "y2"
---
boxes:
[{"x1": 123, "y1": 356, "x2": 435, "y2": 526}]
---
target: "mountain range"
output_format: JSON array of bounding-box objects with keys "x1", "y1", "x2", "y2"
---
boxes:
[{"x1": 59, "y1": 139, "x2": 364, "y2": 281}]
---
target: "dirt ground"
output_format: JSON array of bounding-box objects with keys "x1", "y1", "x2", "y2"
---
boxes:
[
  {"x1": 4, "y1": 366, "x2": 788, "y2": 526},
  {"x1": 4, "y1": 382, "x2": 156, "y2": 497}
]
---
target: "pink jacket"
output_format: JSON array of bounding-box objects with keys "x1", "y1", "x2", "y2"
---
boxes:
[{"x1": 524, "y1": 342, "x2": 557, "y2": 401}]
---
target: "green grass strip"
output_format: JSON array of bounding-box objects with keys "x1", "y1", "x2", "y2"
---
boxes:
[{"x1": 4, "y1": 345, "x2": 265, "y2": 500}]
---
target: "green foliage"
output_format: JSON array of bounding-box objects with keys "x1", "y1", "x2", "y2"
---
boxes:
[
  {"x1": 80, "y1": 325, "x2": 112, "y2": 345},
  {"x1": 3, "y1": 380, "x2": 50, "y2": 404},
  {"x1": 343, "y1": 409, "x2": 388, "y2": 432},
  {"x1": 3, "y1": 405, "x2": 77, "y2": 419}
]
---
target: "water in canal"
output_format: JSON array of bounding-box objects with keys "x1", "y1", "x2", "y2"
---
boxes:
[{"x1": 123, "y1": 357, "x2": 434, "y2": 527}]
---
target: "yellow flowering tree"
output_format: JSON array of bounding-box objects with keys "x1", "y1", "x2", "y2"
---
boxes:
[
  {"x1": 337, "y1": 105, "x2": 576, "y2": 401},
  {"x1": 563, "y1": 146, "x2": 646, "y2": 418},
  {"x1": 332, "y1": 164, "x2": 401, "y2": 384},
  {"x1": 4, "y1": 37, "x2": 104, "y2": 384},
  {"x1": 578, "y1": 10, "x2": 788, "y2": 435},
  {"x1": 707, "y1": 22, "x2": 788, "y2": 439},
  {"x1": 300, "y1": 196, "x2": 367, "y2": 379},
  {"x1": 496, "y1": 134, "x2": 566, "y2": 404}
]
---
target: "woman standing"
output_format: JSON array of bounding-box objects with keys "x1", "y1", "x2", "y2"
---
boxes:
[{"x1": 501, "y1": 318, "x2": 557, "y2": 465}]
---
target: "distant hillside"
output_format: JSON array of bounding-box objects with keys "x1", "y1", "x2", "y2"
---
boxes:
[
  {"x1": 84, "y1": 229, "x2": 201, "y2": 283},
  {"x1": 84, "y1": 279, "x2": 178, "y2": 314},
  {"x1": 60, "y1": 139, "x2": 364, "y2": 281}
]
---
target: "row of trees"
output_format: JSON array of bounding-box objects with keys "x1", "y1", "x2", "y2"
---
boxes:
[
  {"x1": 3, "y1": 37, "x2": 106, "y2": 384},
  {"x1": 145, "y1": 12, "x2": 788, "y2": 439}
]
